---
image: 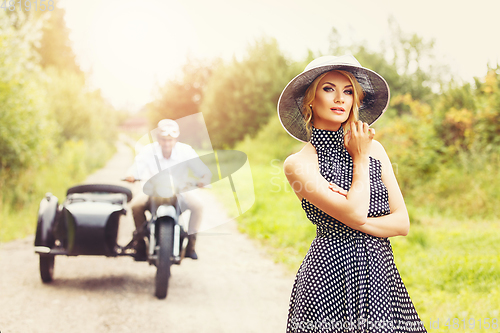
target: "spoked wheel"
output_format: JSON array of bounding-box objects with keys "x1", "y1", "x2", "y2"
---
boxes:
[
  {"x1": 155, "y1": 220, "x2": 174, "y2": 299},
  {"x1": 40, "y1": 254, "x2": 55, "y2": 283}
]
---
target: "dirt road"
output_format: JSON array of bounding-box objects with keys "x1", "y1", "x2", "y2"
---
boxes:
[{"x1": 0, "y1": 136, "x2": 294, "y2": 333}]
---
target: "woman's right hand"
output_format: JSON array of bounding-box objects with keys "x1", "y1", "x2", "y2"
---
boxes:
[{"x1": 344, "y1": 121, "x2": 375, "y2": 160}]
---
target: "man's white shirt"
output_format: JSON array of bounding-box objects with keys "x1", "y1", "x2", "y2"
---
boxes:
[{"x1": 128, "y1": 141, "x2": 211, "y2": 190}]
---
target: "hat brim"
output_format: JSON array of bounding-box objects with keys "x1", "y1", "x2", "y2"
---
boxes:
[{"x1": 278, "y1": 64, "x2": 390, "y2": 142}]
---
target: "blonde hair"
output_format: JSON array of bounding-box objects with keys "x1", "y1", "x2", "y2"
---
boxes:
[{"x1": 302, "y1": 70, "x2": 365, "y2": 135}]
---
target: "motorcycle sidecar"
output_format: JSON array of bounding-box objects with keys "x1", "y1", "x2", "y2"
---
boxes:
[{"x1": 34, "y1": 184, "x2": 133, "y2": 282}]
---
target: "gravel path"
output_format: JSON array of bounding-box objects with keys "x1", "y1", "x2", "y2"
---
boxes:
[{"x1": 0, "y1": 136, "x2": 294, "y2": 333}]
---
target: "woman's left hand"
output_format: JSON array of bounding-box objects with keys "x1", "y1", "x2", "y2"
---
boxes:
[{"x1": 328, "y1": 182, "x2": 347, "y2": 197}]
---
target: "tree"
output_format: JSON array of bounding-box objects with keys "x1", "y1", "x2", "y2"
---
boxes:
[
  {"x1": 433, "y1": 81, "x2": 476, "y2": 151},
  {"x1": 328, "y1": 18, "x2": 449, "y2": 113},
  {"x1": 33, "y1": 0, "x2": 82, "y2": 74},
  {"x1": 0, "y1": 10, "x2": 54, "y2": 180},
  {"x1": 431, "y1": 64, "x2": 500, "y2": 154},
  {"x1": 148, "y1": 58, "x2": 219, "y2": 125},
  {"x1": 201, "y1": 37, "x2": 296, "y2": 148},
  {"x1": 44, "y1": 67, "x2": 118, "y2": 144},
  {"x1": 474, "y1": 65, "x2": 500, "y2": 149},
  {"x1": 145, "y1": 58, "x2": 220, "y2": 149}
]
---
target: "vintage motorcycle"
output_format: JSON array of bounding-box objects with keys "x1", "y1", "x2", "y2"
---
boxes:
[{"x1": 34, "y1": 172, "x2": 190, "y2": 299}]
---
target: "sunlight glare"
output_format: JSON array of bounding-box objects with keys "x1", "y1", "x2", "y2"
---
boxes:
[{"x1": 63, "y1": 0, "x2": 198, "y2": 110}]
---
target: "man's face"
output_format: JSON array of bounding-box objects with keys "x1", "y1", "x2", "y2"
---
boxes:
[{"x1": 157, "y1": 135, "x2": 177, "y2": 157}]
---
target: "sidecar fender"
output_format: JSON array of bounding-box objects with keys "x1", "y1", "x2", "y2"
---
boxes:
[
  {"x1": 156, "y1": 205, "x2": 177, "y2": 223},
  {"x1": 34, "y1": 193, "x2": 59, "y2": 248}
]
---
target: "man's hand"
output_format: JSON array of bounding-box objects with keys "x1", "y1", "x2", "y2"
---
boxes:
[
  {"x1": 196, "y1": 173, "x2": 212, "y2": 188},
  {"x1": 124, "y1": 176, "x2": 136, "y2": 183}
]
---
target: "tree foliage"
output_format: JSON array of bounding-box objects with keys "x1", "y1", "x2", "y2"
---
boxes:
[
  {"x1": 0, "y1": 6, "x2": 118, "y2": 210},
  {"x1": 0, "y1": 10, "x2": 53, "y2": 175},
  {"x1": 31, "y1": 0, "x2": 82, "y2": 74},
  {"x1": 148, "y1": 58, "x2": 219, "y2": 125},
  {"x1": 328, "y1": 20, "x2": 448, "y2": 112},
  {"x1": 376, "y1": 95, "x2": 445, "y2": 190},
  {"x1": 44, "y1": 67, "x2": 118, "y2": 144},
  {"x1": 201, "y1": 38, "x2": 297, "y2": 148},
  {"x1": 435, "y1": 65, "x2": 500, "y2": 154}
]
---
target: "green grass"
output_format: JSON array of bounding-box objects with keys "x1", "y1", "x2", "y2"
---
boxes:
[{"x1": 391, "y1": 217, "x2": 500, "y2": 327}]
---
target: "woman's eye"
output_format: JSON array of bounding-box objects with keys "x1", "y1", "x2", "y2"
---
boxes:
[
  {"x1": 344, "y1": 90, "x2": 353, "y2": 95},
  {"x1": 323, "y1": 86, "x2": 334, "y2": 92}
]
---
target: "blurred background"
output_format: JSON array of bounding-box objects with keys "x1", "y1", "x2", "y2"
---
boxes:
[{"x1": 1, "y1": 0, "x2": 499, "y2": 327}]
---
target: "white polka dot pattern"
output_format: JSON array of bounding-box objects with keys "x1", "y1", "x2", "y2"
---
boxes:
[{"x1": 286, "y1": 127, "x2": 426, "y2": 332}]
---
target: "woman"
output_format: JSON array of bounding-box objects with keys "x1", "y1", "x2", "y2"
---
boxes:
[{"x1": 278, "y1": 55, "x2": 426, "y2": 332}]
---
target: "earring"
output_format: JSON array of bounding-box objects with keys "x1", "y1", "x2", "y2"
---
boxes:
[{"x1": 309, "y1": 104, "x2": 313, "y2": 109}]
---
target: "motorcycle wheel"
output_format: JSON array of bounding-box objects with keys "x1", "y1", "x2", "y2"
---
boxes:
[
  {"x1": 40, "y1": 254, "x2": 55, "y2": 283},
  {"x1": 155, "y1": 220, "x2": 174, "y2": 299}
]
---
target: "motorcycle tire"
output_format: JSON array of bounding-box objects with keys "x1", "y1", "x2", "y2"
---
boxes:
[
  {"x1": 66, "y1": 184, "x2": 133, "y2": 202},
  {"x1": 155, "y1": 219, "x2": 174, "y2": 299},
  {"x1": 39, "y1": 254, "x2": 55, "y2": 283}
]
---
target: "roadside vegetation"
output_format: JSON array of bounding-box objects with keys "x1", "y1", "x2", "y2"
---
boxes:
[{"x1": 0, "y1": 6, "x2": 122, "y2": 241}]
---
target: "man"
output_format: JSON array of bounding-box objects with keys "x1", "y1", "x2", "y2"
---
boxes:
[{"x1": 125, "y1": 119, "x2": 212, "y2": 260}]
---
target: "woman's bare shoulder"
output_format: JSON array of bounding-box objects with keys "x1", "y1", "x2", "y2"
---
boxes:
[
  {"x1": 370, "y1": 139, "x2": 397, "y2": 179},
  {"x1": 283, "y1": 143, "x2": 321, "y2": 202},
  {"x1": 370, "y1": 139, "x2": 389, "y2": 162},
  {"x1": 283, "y1": 143, "x2": 317, "y2": 171}
]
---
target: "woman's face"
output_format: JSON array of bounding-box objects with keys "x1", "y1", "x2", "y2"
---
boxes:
[{"x1": 311, "y1": 71, "x2": 353, "y2": 131}]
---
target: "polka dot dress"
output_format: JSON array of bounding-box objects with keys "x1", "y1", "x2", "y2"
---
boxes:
[{"x1": 286, "y1": 127, "x2": 427, "y2": 332}]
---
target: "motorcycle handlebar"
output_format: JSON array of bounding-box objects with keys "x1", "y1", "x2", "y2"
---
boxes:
[
  {"x1": 121, "y1": 178, "x2": 209, "y2": 192},
  {"x1": 121, "y1": 177, "x2": 142, "y2": 183}
]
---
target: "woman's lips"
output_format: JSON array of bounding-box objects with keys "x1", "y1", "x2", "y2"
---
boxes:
[{"x1": 331, "y1": 107, "x2": 345, "y2": 115}]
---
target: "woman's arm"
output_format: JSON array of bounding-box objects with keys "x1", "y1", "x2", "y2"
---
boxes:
[
  {"x1": 333, "y1": 140, "x2": 409, "y2": 237},
  {"x1": 284, "y1": 121, "x2": 373, "y2": 229}
]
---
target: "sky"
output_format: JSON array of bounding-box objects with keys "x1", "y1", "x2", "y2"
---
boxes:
[{"x1": 59, "y1": 0, "x2": 500, "y2": 111}]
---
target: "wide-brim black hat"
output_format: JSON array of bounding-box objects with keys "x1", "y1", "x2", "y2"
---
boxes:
[{"x1": 277, "y1": 55, "x2": 390, "y2": 142}]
